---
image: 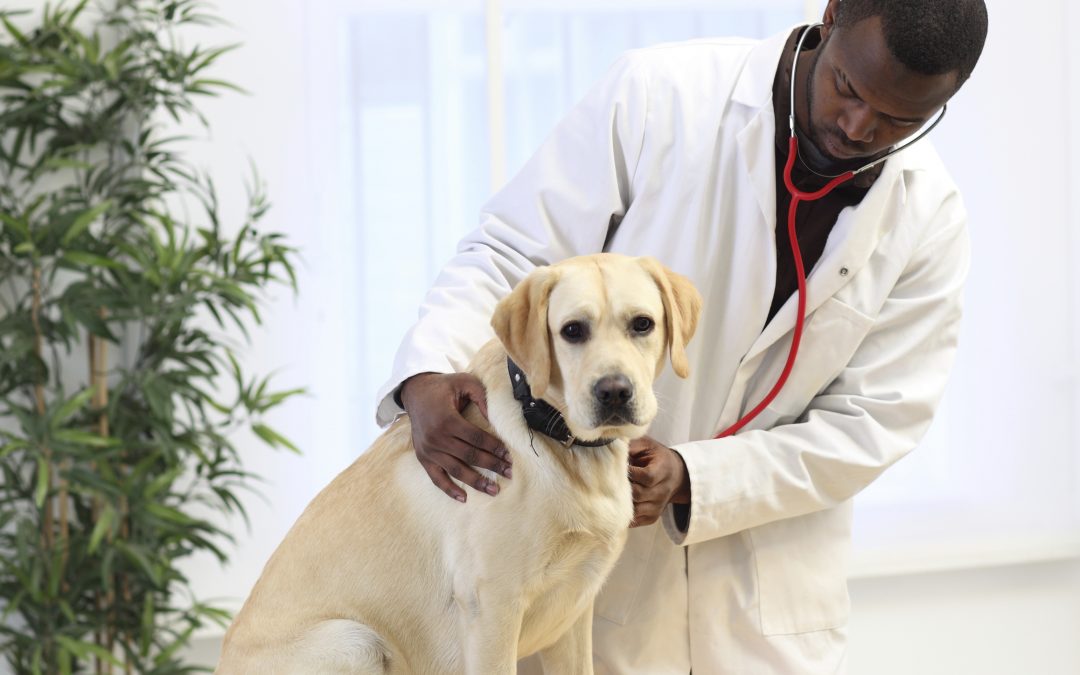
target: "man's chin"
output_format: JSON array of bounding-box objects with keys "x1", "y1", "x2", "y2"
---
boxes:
[{"x1": 798, "y1": 129, "x2": 873, "y2": 174}]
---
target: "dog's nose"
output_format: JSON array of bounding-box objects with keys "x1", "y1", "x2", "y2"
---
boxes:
[{"x1": 593, "y1": 375, "x2": 633, "y2": 408}]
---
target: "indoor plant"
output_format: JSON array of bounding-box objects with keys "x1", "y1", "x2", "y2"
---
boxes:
[{"x1": 0, "y1": 1, "x2": 301, "y2": 672}]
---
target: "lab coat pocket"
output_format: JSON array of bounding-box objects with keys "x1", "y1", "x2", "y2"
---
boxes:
[
  {"x1": 594, "y1": 524, "x2": 659, "y2": 625},
  {"x1": 759, "y1": 297, "x2": 874, "y2": 425},
  {"x1": 749, "y1": 504, "x2": 854, "y2": 635}
]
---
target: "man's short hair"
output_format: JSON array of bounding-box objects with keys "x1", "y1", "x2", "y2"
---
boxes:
[{"x1": 834, "y1": 0, "x2": 989, "y2": 87}]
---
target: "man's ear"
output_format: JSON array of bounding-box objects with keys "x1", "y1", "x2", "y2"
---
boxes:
[
  {"x1": 821, "y1": 0, "x2": 841, "y2": 39},
  {"x1": 640, "y1": 258, "x2": 702, "y2": 379},
  {"x1": 490, "y1": 267, "x2": 559, "y2": 397}
]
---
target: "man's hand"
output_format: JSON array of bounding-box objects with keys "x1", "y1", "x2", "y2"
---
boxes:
[
  {"x1": 627, "y1": 436, "x2": 690, "y2": 527},
  {"x1": 400, "y1": 372, "x2": 513, "y2": 502}
]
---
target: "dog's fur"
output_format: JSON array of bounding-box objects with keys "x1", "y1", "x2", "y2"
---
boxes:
[{"x1": 216, "y1": 254, "x2": 702, "y2": 674}]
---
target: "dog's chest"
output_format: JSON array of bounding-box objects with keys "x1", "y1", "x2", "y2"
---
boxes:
[
  {"x1": 516, "y1": 521, "x2": 628, "y2": 655},
  {"x1": 514, "y1": 482, "x2": 630, "y2": 640}
]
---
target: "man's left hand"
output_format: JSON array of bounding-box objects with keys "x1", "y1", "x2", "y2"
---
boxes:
[{"x1": 627, "y1": 436, "x2": 691, "y2": 527}]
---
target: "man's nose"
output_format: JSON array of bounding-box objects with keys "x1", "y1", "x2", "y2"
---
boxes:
[{"x1": 838, "y1": 101, "x2": 877, "y2": 144}]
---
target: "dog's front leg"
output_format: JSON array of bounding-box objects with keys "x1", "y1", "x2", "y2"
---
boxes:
[
  {"x1": 457, "y1": 582, "x2": 525, "y2": 675},
  {"x1": 538, "y1": 602, "x2": 594, "y2": 675}
]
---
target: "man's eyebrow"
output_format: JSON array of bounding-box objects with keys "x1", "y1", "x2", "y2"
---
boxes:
[{"x1": 837, "y1": 68, "x2": 926, "y2": 124}]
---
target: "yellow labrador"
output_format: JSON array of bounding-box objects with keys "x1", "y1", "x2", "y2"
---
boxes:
[{"x1": 217, "y1": 253, "x2": 701, "y2": 674}]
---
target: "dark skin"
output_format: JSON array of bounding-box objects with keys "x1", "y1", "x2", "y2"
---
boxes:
[
  {"x1": 797, "y1": 1, "x2": 957, "y2": 172},
  {"x1": 401, "y1": 0, "x2": 962, "y2": 524}
]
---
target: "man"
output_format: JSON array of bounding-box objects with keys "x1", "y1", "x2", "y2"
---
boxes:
[{"x1": 375, "y1": 0, "x2": 989, "y2": 672}]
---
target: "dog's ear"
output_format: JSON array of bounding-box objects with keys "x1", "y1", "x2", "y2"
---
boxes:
[
  {"x1": 491, "y1": 267, "x2": 560, "y2": 397},
  {"x1": 640, "y1": 257, "x2": 702, "y2": 378}
]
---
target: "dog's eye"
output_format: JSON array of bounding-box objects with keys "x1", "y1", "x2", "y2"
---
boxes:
[
  {"x1": 560, "y1": 321, "x2": 588, "y2": 342},
  {"x1": 631, "y1": 316, "x2": 655, "y2": 335}
]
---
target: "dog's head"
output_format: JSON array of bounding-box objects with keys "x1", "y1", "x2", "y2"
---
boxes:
[{"x1": 491, "y1": 254, "x2": 702, "y2": 442}]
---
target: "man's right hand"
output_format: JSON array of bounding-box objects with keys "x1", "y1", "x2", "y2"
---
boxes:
[{"x1": 399, "y1": 372, "x2": 513, "y2": 502}]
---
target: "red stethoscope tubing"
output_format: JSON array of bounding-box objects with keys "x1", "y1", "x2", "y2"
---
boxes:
[{"x1": 715, "y1": 136, "x2": 854, "y2": 438}]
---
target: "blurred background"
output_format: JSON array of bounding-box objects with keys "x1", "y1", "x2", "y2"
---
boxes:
[{"x1": 9, "y1": 0, "x2": 1078, "y2": 672}]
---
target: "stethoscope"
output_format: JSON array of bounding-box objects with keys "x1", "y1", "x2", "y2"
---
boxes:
[{"x1": 717, "y1": 23, "x2": 947, "y2": 439}]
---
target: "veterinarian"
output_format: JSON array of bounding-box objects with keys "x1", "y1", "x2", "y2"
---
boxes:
[{"x1": 376, "y1": 0, "x2": 988, "y2": 672}]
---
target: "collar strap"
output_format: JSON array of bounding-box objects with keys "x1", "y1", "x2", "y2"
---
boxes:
[{"x1": 506, "y1": 357, "x2": 614, "y2": 448}]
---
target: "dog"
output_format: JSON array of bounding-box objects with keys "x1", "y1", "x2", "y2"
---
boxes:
[{"x1": 216, "y1": 253, "x2": 702, "y2": 674}]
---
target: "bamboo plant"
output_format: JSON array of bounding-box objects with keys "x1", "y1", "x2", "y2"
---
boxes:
[{"x1": 0, "y1": 1, "x2": 302, "y2": 672}]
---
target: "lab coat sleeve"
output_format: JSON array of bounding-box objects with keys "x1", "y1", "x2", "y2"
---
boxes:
[
  {"x1": 661, "y1": 196, "x2": 971, "y2": 546},
  {"x1": 374, "y1": 52, "x2": 652, "y2": 427}
]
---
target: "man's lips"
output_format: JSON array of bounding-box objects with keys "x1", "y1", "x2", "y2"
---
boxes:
[{"x1": 821, "y1": 132, "x2": 863, "y2": 161}]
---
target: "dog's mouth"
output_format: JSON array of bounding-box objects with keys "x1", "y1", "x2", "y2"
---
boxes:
[
  {"x1": 583, "y1": 403, "x2": 652, "y2": 437},
  {"x1": 597, "y1": 410, "x2": 637, "y2": 427}
]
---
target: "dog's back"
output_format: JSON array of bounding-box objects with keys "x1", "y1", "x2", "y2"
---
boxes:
[{"x1": 218, "y1": 418, "x2": 465, "y2": 674}]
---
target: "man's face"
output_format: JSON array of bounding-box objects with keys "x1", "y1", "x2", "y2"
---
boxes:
[{"x1": 800, "y1": 14, "x2": 958, "y2": 171}]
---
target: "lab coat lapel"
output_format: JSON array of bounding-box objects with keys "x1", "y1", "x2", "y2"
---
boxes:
[
  {"x1": 732, "y1": 27, "x2": 792, "y2": 230},
  {"x1": 736, "y1": 108, "x2": 776, "y2": 230},
  {"x1": 744, "y1": 158, "x2": 908, "y2": 363}
]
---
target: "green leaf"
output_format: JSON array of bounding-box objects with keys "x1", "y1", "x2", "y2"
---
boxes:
[
  {"x1": 0, "y1": 212, "x2": 31, "y2": 242},
  {"x1": 34, "y1": 457, "x2": 48, "y2": 508},
  {"x1": 153, "y1": 624, "x2": 196, "y2": 667},
  {"x1": 144, "y1": 465, "x2": 183, "y2": 499},
  {"x1": 251, "y1": 423, "x2": 300, "y2": 454},
  {"x1": 60, "y1": 250, "x2": 124, "y2": 270},
  {"x1": 115, "y1": 541, "x2": 162, "y2": 587},
  {"x1": 47, "y1": 543, "x2": 63, "y2": 596},
  {"x1": 54, "y1": 636, "x2": 123, "y2": 668},
  {"x1": 51, "y1": 429, "x2": 119, "y2": 448},
  {"x1": 188, "y1": 78, "x2": 245, "y2": 95},
  {"x1": 144, "y1": 502, "x2": 202, "y2": 526},
  {"x1": 59, "y1": 645, "x2": 71, "y2": 675},
  {"x1": 259, "y1": 387, "x2": 306, "y2": 410},
  {"x1": 103, "y1": 50, "x2": 120, "y2": 80},
  {"x1": 61, "y1": 200, "x2": 112, "y2": 246},
  {"x1": 50, "y1": 386, "x2": 95, "y2": 428},
  {"x1": 0, "y1": 440, "x2": 31, "y2": 458},
  {"x1": 140, "y1": 592, "x2": 154, "y2": 656},
  {"x1": 87, "y1": 504, "x2": 115, "y2": 554},
  {"x1": 1, "y1": 15, "x2": 30, "y2": 46},
  {"x1": 39, "y1": 157, "x2": 92, "y2": 173}
]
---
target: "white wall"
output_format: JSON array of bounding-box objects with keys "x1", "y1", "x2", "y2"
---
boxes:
[{"x1": 849, "y1": 560, "x2": 1080, "y2": 675}]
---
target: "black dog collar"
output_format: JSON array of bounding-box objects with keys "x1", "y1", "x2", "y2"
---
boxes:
[{"x1": 506, "y1": 358, "x2": 614, "y2": 448}]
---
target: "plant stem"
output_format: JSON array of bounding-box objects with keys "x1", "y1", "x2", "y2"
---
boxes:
[{"x1": 31, "y1": 266, "x2": 54, "y2": 552}]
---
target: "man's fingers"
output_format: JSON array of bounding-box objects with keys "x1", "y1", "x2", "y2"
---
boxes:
[
  {"x1": 447, "y1": 415, "x2": 512, "y2": 464},
  {"x1": 442, "y1": 435, "x2": 513, "y2": 479},
  {"x1": 420, "y1": 460, "x2": 467, "y2": 503},
  {"x1": 628, "y1": 464, "x2": 656, "y2": 487},
  {"x1": 436, "y1": 452, "x2": 502, "y2": 497},
  {"x1": 455, "y1": 375, "x2": 490, "y2": 420}
]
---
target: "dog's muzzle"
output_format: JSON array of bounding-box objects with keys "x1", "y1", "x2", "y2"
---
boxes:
[{"x1": 592, "y1": 375, "x2": 635, "y2": 425}]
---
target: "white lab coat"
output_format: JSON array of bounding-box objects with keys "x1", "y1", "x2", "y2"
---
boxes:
[{"x1": 376, "y1": 27, "x2": 969, "y2": 675}]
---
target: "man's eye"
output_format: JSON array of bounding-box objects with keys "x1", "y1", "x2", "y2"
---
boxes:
[
  {"x1": 561, "y1": 321, "x2": 588, "y2": 342},
  {"x1": 835, "y1": 75, "x2": 853, "y2": 98},
  {"x1": 631, "y1": 316, "x2": 655, "y2": 334}
]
